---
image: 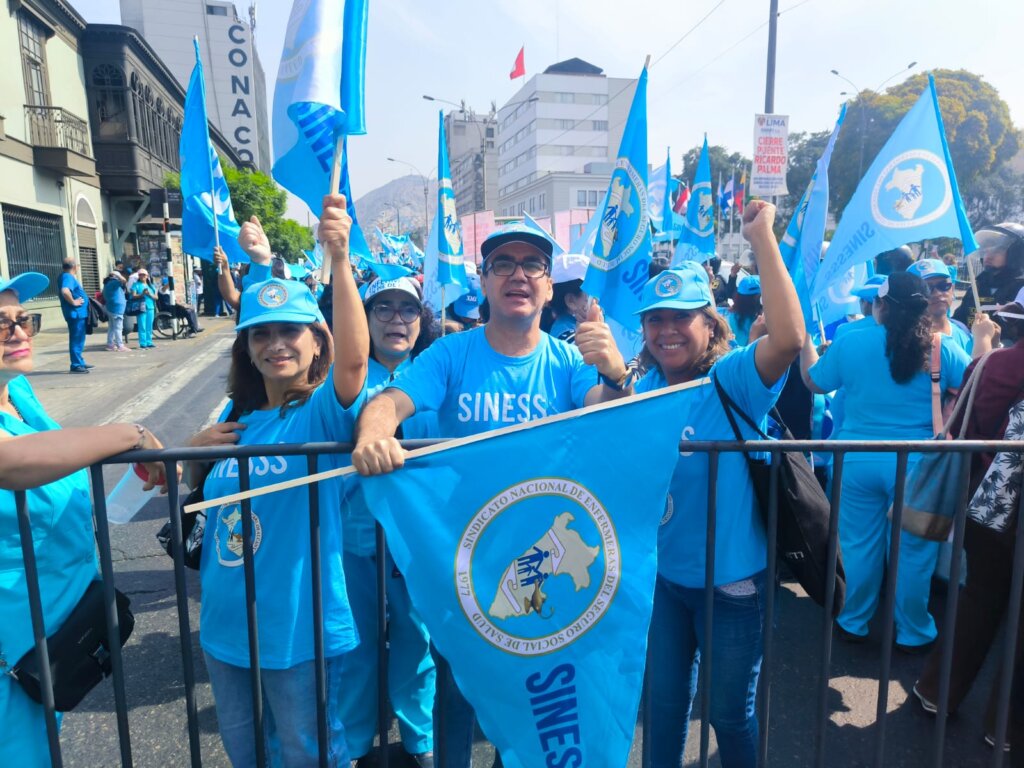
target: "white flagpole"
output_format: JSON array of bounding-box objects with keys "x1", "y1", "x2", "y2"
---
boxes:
[
  {"x1": 965, "y1": 251, "x2": 982, "y2": 315},
  {"x1": 321, "y1": 134, "x2": 345, "y2": 285},
  {"x1": 440, "y1": 284, "x2": 447, "y2": 336}
]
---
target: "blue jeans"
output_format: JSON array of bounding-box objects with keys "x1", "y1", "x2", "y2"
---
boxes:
[
  {"x1": 66, "y1": 316, "x2": 86, "y2": 369},
  {"x1": 106, "y1": 314, "x2": 124, "y2": 348},
  {"x1": 648, "y1": 571, "x2": 767, "y2": 768},
  {"x1": 205, "y1": 652, "x2": 349, "y2": 768}
]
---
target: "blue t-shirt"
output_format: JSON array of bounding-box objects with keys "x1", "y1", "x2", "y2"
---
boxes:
[
  {"x1": 102, "y1": 278, "x2": 127, "y2": 315},
  {"x1": 130, "y1": 281, "x2": 157, "y2": 311},
  {"x1": 390, "y1": 326, "x2": 596, "y2": 438},
  {"x1": 831, "y1": 314, "x2": 875, "y2": 342},
  {"x1": 809, "y1": 323, "x2": 970, "y2": 445},
  {"x1": 342, "y1": 357, "x2": 440, "y2": 556},
  {"x1": 946, "y1": 321, "x2": 973, "y2": 357},
  {"x1": 59, "y1": 272, "x2": 88, "y2": 320},
  {"x1": 548, "y1": 314, "x2": 576, "y2": 342},
  {"x1": 726, "y1": 311, "x2": 755, "y2": 348},
  {"x1": 200, "y1": 372, "x2": 363, "y2": 669},
  {"x1": 828, "y1": 315, "x2": 876, "y2": 432},
  {"x1": 635, "y1": 342, "x2": 786, "y2": 587}
]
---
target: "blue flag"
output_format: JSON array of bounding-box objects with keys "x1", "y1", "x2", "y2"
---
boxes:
[
  {"x1": 812, "y1": 76, "x2": 977, "y2": 301},
  {"x1": 360, "y1": 381, "x2": 706, "y2": 768},
  {"x1": 779, "y1": 105, "x2": 847, "y2": 341},
  {"x1": 272, "y1": 0, "x2": 368, "y2": 218},
  {"x1": 673, "y1": 136, "x2": 715, "y2": 263},
  {"x1": 647, "y1": 149, "x2": 677, "y2": 236},
  {"x1": 436, "y1": 111, "x2": 467, "y2": 290},
  {"x1": 179, "y1": 40, "x2": 246, "y2": 263},
  {"x1": 407, "y1": 238, "x2": 425, "y2": 266},
  {"x1": 359, "y1": 254, "x2": 414, "y2": 280},
  {"x1": 581, "y1": 67, "x2": 651, "y2": 332}
]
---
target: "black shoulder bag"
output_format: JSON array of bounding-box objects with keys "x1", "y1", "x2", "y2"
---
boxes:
[
  {"x1": 714, "y1": 375, "x2": 846, "y2": 617},
  {"x1": 10, "y1": 581, "x2": 135, "y2": 711},
  {"x1": 156, "y1": 403, "x2": 241, "y2": 569}
]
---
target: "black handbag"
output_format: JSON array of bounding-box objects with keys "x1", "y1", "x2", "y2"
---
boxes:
[
  {"x1": 714, "y1": 375, "x2": 846, "y2": 617},
  {"x1": 10, "y1": 581, "x2": 134, "y2": 711}
]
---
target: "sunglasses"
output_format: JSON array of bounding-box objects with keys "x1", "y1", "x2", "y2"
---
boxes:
[
  {"x1": 484, "y1": 256, "x2": 549, "y2": 278},
  {"x1": 925, "y1": 280, "x2": 954, "y2": 294},
  {"x1": 0, "y1": 313, "x2": 41, "y2": 342},
  {"x1": 371, "y1": 302, "x2": 420, "y2": 324}
]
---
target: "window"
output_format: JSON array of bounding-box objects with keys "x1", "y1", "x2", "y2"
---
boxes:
[
  {"x1": 2, "y1": 206, "x2": 64, "y2": 300},
  {"x1": 18, "y1": 11, "x2": 50, "y2": 107},
  {"x1": 538, "y1": 193, "x2": 546, "y2": 212},
  {"x1": 485, "y1": 127, "x2": 495, "y2": 138},
  {"x1": 207, "y1": 5, "x2": 228, "y2": 15},
  {"x1": 93, "y1": 65, "x2": 128, "y2": 139},
  {"x1": 592, "y1": 120, "x2": 608, "y2": 131},
  {"x1": 588, "y1": 190, "x2": 600, "y2": 207},
  {"x1": 577, "y1": 190, "x2": 587, "y2": 207}
]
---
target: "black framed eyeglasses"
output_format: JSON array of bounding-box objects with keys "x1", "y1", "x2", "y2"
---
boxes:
[
  {"x1": 0, "y1": 313, "x2": 41, "y2": 342},
  {"x1": 371, "y1": 302, "x2": 420, "y2": 324},
  {"x1": 484, "y1": 256, "x2": 549, "y2": 279},
  {"x1": 926, "y1": 280, "x2": 954, "y2": 294}
]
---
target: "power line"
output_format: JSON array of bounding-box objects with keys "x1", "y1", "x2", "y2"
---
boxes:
[{"x1": 651, "y1": 1, "x2": 727, "y2": 67}]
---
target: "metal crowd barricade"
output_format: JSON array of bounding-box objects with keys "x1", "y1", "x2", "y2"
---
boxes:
[{"x1": 11, "y1": 439, "x2": 1024, "y2": 768}]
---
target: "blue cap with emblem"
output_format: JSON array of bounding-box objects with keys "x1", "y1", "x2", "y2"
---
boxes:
[
  {"x1": 0, "y1": 272, "x2": 48, "y2": 302},
  {"x1": 235, "y1": 278, "x2": 325, "y2": 331},
  {"x1": 850, "y1": 274, "x2": 888, "y2": 302},
  {"x1": 737, "y1": 275, "x2": 761, "y2": 296},
  {"x1": 635, "y1": 264, "x2": 713, "y2": 314},
  {"x1": 907, "y1": 257, "x2": 957, "y2": 282},
  {"x1": 480, "y1": 222, "x2": 555, "y2": 262}
]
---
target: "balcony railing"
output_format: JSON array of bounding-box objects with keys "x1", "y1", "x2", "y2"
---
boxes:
[{"x1": 25, "y1": 105, "x2": 92, "y2": 157}]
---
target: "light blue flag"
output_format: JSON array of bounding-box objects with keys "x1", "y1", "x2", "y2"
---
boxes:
[
  {"x1": 570, "y1": 190, "x2": 608, "y2": 256},
  {"x1": 436, "y1": 111, "x2": 468, "y2": 290},
  {"x1": 407, "y1": 238, "x2": 425, "y2": 266},
  {"x1": 523, "y1": 212, "x2": 566, "y2": 257},
  {"x1": 360, "y1": 381, "x2": 706, "y2": 768},
  {"x1": 359, "y1": 253, "x2": 414, "y2": 280},
  {"x1": 817, "y1": 258, "x2": 870, "y2": 328},
  {"x1": 271, "y1": 0, "x2": 368, "y2": 218},
  {"x1": 673, "y1": 136, "x2": 715, "y2": 264},
  {"x1": 581, "y1": 67, "x2": 651, "y2": 332},
  {"x1": 779, "y1": 105, "x2": 847, "y2": 342},
  {"x1": 179, "y1": 39, "x2": 246, "y2": 263},
  {"x1": 812, "y1": 75, "x2": 978, "y2": 301},
  {"x1": 422, "y1": 207, "x2": 467, "y2": 314}
]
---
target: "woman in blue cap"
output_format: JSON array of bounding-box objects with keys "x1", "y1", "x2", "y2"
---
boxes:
[
  {"x1": 185, "y1": 194, "x2": 368, "y2": 767},
  {"x1": 725, "y1": 275, "x2": 762, "y2": 347},
  {"x1": 637, "y1": 200, "x2": 805, "y2": 768},
  {"x1": 0, "y1": 271, "x2": 170, "y2": 767},
  {"x1": 339, "y1": 275, "x2": 438, "y2": 767},
  {"x1": 800, "y1": 271, "x2": 971, "y2": 653}
]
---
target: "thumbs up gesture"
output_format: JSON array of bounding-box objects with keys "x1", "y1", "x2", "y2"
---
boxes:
[{"x1": 574, "y1": 298, "x2": 628, "y2": 385}]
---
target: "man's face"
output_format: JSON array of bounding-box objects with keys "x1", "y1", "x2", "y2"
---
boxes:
[
  {"x1": 924, "y1": 275, "x2": 954, "y2": 317},
  {"x1": 480, "y1": 242, "x2": 553, "y2": 324}
]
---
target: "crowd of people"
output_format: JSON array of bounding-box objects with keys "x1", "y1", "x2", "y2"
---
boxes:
[{"x1": 2, "y1": 200, "x2": 1023, "y2": 768}]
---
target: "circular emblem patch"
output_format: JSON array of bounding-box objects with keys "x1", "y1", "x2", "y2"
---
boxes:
[
  {"x1": 654, "y1": 272, "x2": 683, "y2": 298},
  {"x1": 870, "y1": 150, "x2": 952, "y2": 229},
  {"x1": 257, "y1": 283, "x2": 288, "y2": 308},
  {"x1": 590, "y1": 158, "x2": 649, "y2": 272},
  {"x1": 456, "y1": 477, "x2": 620, "y2": 657},
  {"x1": 213, "y1": 503, "x2": 263, "y2": 567}
]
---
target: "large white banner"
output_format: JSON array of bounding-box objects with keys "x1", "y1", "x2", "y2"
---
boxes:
[{"x1": 751, "y1": 114, "x2": 790, "y2": 197}]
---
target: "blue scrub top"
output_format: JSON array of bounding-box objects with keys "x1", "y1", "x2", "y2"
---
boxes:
[
  {"x1": 390, "y1": 326, "x2": 596, "y2": 438},
  {"x1": 59, "y1": 273, "x2": 88, "y2": 320},
  {"x1": 809, "y1": 323, "x2": 970, "y2": 444},
  {"x1": 635, "y1": 342, "x2": 786, "y2": 587},
  {"x1": 200, "y1": 371, "x2": 364, "y2": 669},
  {"x1": 130, "y1": 281, "x2": 157, "y2": 311}
]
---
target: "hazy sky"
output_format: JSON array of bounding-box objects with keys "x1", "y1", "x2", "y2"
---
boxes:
[{"x1": 74, "y1": 0, "x2": 1024, "y2": 221}]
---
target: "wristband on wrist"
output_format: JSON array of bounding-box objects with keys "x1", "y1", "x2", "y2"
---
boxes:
[
  {"x1": 131, "y1": 423, "x2": 146, "y2": 451},
  {"x1": 599, "y1": 370, "x2": 631, "y2": 391}
]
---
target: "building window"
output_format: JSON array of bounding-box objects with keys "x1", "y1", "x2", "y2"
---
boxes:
[
  {"x1": 18, "y1": 11, "x2": 51, "y2": 107},
  {"x1": 92, "y1": 65, "x2": 128, "y2": 139},
  {"x1": 589, "y1": 190, "x2": 600, "y2": 207},
  {"x1": 207, "y1": 5, "x2": 228, "y2": 15},
  {"x1": 485, "y1": 127, "x2": 494, "y2": 138},
  {"x1": 2, "y1": 206, "x2": 64, "y2": 301},
  {"x1": 577, "y1": 190, "x2": 587, "y2": 207},
  {"x1": 592, "y1": 120, "x2": 608, "y2": 131},
  {"x1": 538, "y1": 193, "x2": 546, "y2": 212}
]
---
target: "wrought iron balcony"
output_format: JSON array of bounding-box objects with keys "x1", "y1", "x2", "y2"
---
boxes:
[{"x1": 24, "y1": 105, "x2": 95, "y2": 177}]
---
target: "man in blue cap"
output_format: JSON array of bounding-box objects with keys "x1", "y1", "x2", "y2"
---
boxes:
[
  {"x1": 908, "y1": 257, "x2": 995, "y2": 359},
  {"x1": 351, "y1": 220, "x2": 633, "y2": 768}
]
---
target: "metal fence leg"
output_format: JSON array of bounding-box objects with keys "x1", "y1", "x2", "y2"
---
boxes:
[
  {"x1": 699, "y1": 450, "x2": 719, "y2": 768},
  {"x1": 757, "y1": 453, "x2": 781, "y2": 768},
  {"x1": 89, "y1": 465, "x2": 133, "y2": 768},
  {"x1": 376, "y1": 522, "x2": 390, "y2": 768},
  {"x1": 306, "y1": 455, "x2": 329, "y2": 768},
  {"x1": 239, "y1": 464, "x2": 267, "y2": 768},
  {"x1": 815, "y1": 451, "x2": 844, "y2": 768}
]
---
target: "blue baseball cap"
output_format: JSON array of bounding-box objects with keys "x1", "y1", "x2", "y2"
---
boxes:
[
  {"x1": 636, "y1": 265, "x2": 713, "y2": 315},
  {"x1": 737, "y1": 275, "x2": 761, "y2": 296},
  {"x1": 480, "y1": 222, "x2": 554, "y2": 261},
  {"x1": 907, "y1": 258, "x2": 956, "y2": 282},
  {"x1": 453, "y1": 272, "x2": 484, "y2": 320},
  {"x1": 235, "y1": 278, "x2": 325, "y2": 331},
  {"x1": 0, "y1": 272, "x2": 48, "y2": 302},
  {"x1": 850, "y1": 274, "x2": 887, "y2": 302}
]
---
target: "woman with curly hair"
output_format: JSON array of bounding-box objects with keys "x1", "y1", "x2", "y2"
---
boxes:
[{"x1": 800, "y1": 271, "x2": 971, "y2": 652}]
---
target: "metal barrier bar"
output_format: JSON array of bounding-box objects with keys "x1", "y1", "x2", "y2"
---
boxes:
[
  {"x1": 375, "y1": 522, "x2": 390, "y2": 768},
  {"x1": 757, "y1": 453, "x2": 781, "y2": 767},
  {"x1": 873, "y1": 450, "x2": 909, "y2": 767},
  {"x1": 989, "y1": 485, "x2": 1024, "y2": 765},
  {"x1": 932, "y1": 454, "x2": 973, "y2": 767},
  {"x1": 306, "y1": 454, "x2": 329, "y2": 768},
  {"x1": 698, "y1": 449, "x2": 719, "y2": 768},
  {"x1": 238, "y1": 463, "x2": 267, "y2": 768},
  {"x1": 165, "y1": 460, "x2": 203, "y2": 768},
  {"x1": 14, "y1": 489, "x2": 63, "y2": 768},
  {"x1": 89, "y1": 465, "x2": 133, "y2": 768},
  {"x1": 815, "y1": 451, "x2": 844, "y2": 768}
]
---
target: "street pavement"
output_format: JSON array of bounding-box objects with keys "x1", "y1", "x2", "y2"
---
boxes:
[{"x1": 23, "y1": 322, "x2": 1006, "y2": 767}]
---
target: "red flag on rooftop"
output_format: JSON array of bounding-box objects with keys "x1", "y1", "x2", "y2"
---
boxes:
[{"x1": 509, "y1": 46, "x2": 525, "y2": 79}]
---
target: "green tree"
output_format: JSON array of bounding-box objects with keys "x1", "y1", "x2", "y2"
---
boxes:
[
  {"x1": 266, "y1": 219, "x2": 314, "y2": 262},
  {"x1": 829, "y1": 69, "x2": 1021, "y2": 216},
  {"x1": 676, "y1": 145, "x2": 751, "y2": 188}
]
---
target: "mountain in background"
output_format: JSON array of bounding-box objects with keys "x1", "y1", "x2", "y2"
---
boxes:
[{"x1": 354, "y1": 174, "x2": 437, "y2": 246}]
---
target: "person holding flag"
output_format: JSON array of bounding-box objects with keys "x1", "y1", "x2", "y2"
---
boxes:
[
  {"x1": 351, "y1": 222, "x2": 632, "y2": 768},
  {"x1": 907, "y1": 257, "x2": 996, "y2": 358},
  {"x1": 952, "y1": 223, "x2": 1024, "y2": 328}
]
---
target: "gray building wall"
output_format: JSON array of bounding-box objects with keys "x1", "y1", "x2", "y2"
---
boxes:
[{"x1": 444, "y1": 110, "x2": 497, "y2": 216}]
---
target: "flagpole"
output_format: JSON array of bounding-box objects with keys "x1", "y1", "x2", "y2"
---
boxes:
[
  {"x1": 965, "y1": 251, "x2": 982, "y2": 314},
  {"x1": 441, "y1": 284, "x2": 447, "y2": 336},
  {"x1": 321, "y1": 134, "x2": 345, "y2": 285}
]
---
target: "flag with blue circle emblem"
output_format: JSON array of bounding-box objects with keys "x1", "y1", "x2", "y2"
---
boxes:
[
  {"x1": 271, "y1": 0, "x2": 368, "y2": 219},
  {"x1": 360, "y1": 381, "x2": 705, "y2": 768},
  {"x1": 673, "y1": 136, "x2": 716, "y2": 264},
  {"x1": 179, "y1": 39, "x2": 246, "y2": 263},
  {"x1": 436, "y1": 111, "x2": 468, "y2": 290},
  {"x1": 812, "y1": 75, "x2": 977, "y2": 301},
  {"x1": 581, "y1": 67, "x2": 651, "y2": 333}
]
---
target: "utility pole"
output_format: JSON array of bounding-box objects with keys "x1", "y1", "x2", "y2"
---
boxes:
[
  {"x1": 764, "y1": 0, "x2": 779, "y2": 114},
  {"x1": 162, "y1": 186, "x2": 174, "y2": 297}
]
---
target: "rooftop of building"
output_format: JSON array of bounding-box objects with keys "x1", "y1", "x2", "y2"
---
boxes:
[{"x1": 542, "y1": 58, "x2": 604, "y2": 77}]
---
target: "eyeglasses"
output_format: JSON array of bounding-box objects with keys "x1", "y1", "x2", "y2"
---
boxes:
[
  {"x1": 371, "y1": 302, "x2": 420, "y2": 324},
  {"x1": 0, "y1": 313, "x2": 41, "y2": 342},
  {"x1": 926, "y1": 280, "x2": 954, "y2": 294},
  {"x1": 484, "y1": 256, "x2": 549, "y2": 278}
]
